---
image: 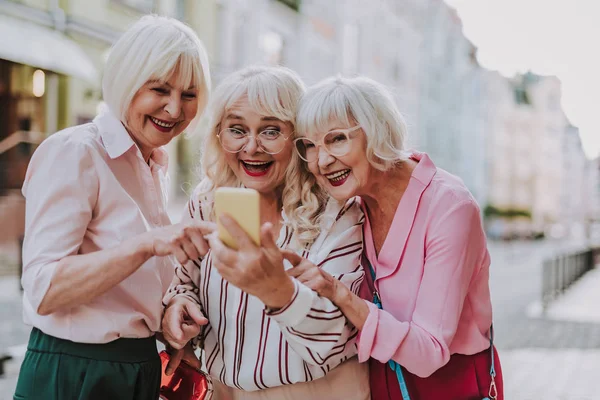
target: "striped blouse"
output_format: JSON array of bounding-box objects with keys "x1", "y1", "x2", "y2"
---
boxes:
[{"x1": 164, "y1": 187, "x2": 365, "y2": 392}]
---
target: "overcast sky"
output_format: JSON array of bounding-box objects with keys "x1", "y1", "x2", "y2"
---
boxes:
[{"x1": 444, "y1": 0, "x2": 600, "y2": 159}]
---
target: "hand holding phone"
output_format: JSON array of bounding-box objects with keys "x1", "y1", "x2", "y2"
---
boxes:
[{"x1": 214, "y1": 187, "x2": 260, "y2": 250}]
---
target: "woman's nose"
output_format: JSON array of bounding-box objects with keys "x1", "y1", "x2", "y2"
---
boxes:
[
  {"x1": 243, "y1": 135, "x2": 260, "y2": 155},
  {"x1": 164, "y1": 96, "x2": 182, "y2": 119},
  {"x1": 317, "y1": 146, "x2": 335, "y2": 168}
]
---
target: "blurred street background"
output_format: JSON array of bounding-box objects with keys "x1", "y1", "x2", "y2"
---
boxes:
[{"x1": 1, "y1": 0, "x2": 600, "y2": 399}]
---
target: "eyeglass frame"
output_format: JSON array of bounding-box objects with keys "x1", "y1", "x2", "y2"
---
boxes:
[
  {"x1": 216, "y1": 127, "x2": 293, "y2": 155},
  {"x1": 293, "y1": 125, "x2": 362, "y2": 162}
]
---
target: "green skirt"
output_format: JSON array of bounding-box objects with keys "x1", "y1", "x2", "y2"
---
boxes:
[{"x1": 14, "y1": 328, "x2": 161, "y2": 400}]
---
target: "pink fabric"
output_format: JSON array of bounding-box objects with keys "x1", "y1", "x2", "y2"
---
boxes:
[
  {"x1": 356, "y1": 152, "x2": 494, "y2": 379},
  {"x1": 21, "y1": 109, "x2": 174, "y2": 343}
]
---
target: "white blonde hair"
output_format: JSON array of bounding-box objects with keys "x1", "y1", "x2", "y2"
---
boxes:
[
  {"x1": 198, "y1": 65, "x2": 328, "y2": 247},
  {"x1": 296, "y1": 75, "x2": 410, "y2": 171},
  {"x1": 102, "y1": 15, "x2": 211, "y2": 131}
]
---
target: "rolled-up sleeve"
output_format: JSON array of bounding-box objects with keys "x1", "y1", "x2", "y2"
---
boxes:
[
  {"x1": 357, "y1": 200, "x2": 487, "y2": 377},
  {"x1": 162, "y1": 191, "x2": 208, "y2": 308},
  {"x1": 21, "y1": 135, "x2": 97, "y2": 313}
]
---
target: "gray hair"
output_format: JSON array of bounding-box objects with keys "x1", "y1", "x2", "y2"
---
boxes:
[{"x1": 297, "y1": 75, "x2": 410, "y2": 171}]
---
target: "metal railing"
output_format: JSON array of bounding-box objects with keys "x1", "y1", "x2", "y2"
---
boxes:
[
  {"x1": 0, "y1": 130, "x2": 45, "y2": 155},
  {"x1": 541, "y1": 246, "x2": 600, "y2": 312}
]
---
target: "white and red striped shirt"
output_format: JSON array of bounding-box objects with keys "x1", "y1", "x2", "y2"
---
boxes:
[{"x1": 164, "y1": 187, "x2": 365, "y2": 392}]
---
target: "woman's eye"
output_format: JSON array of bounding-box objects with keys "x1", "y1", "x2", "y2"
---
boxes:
[
  {"x1": 327, "y1": 134, "x2": 347, "y2": 144},
  {"x1": 227, "y1": 127, "x2": 247, "y2": 137},
  {"x1": 182, "y1": 92, "x2": 197, "y2": 99},
  {"x1": 261, "y1": 129, "x2": 281, "y2": 139},
  {"x1": 302, "y1": 140, "x2": 315, "y2": 148},
  {"x1": 152, "y1": 87, "x2": 168, "y2": 94}
]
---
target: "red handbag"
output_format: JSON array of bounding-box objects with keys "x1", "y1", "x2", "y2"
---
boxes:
[{"x1": 159, "y1": 350, "x2": 210, "y2": 400}]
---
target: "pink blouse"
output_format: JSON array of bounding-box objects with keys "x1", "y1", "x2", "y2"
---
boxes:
[
  {"x1": 21, "y1": 109, "x2": 175, "y2": 343},
  {"x1": 357, "y1": 152, "x2": 493, "y2": 378}
]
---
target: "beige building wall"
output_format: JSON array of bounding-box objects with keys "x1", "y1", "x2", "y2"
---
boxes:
[{"x1": 527, "y1": 77, "x2": 567, "y2": 234}]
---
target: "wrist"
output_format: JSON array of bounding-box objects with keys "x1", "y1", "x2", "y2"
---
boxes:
[
  {"x1": 132, "y1": 232, "x2": 154, "y2": 260},
  {"x1": 262, "y1": 278, "x2": 296, "y2": 309},
  {"x1": 333, "y1": 281, "x2": 352, "y2": 308},
  {"x1": 167, "y1": 295, "x2": 193, "y2": 308}
]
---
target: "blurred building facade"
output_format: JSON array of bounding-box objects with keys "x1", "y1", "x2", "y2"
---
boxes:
[
  {"x1": 561, "y1": 124, "x2": 589, "y2": 239},
  {"x1": 587, "y1": 157, "x2": 600, "y2": 238},
  {"x1": 210, "y1": 0, "x2": 599, "y2": 239},
  {"x1": 0, "y1": 0, "x2": 597, "y2": 242}
]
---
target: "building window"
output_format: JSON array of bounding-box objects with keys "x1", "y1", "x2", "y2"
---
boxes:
[
  {"x1": 111, "y1": 0, "x2": 154, "y2": 13},
  {"x1": 176, "y1": 0, "x2": 186, "y2": 20},
  {"x1": 514, "y1": 87, "x2": 531, "y2": 105},
  {"x1": 275, "y1": 0, "x2": 301, "y2": 11},
  {"x1": 391, "y1": 59, "x2": 403, "y2": 83}
]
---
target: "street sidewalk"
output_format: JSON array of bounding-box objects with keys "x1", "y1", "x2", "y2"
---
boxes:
[{"x1": 500, "y1": 265, "x2": 600, "y2": 399}]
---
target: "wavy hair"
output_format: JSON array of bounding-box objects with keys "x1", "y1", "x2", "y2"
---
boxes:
[
  {"x1": 198, "y1": 66, "x2": 328, "y2": 248},
  {"x1": 296, "y1": 75, "x2": 410, "y2": 171}
]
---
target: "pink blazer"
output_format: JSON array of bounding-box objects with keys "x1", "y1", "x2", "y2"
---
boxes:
[{"x1": 356, "y1": 152, "x2": 493, "y2": 378}]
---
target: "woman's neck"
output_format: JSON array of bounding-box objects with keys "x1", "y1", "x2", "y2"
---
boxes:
[
  {"x1": 259, "y1": 188, "x2": 284, "y2": 228},
  {"x1": 125, "y1": 127, "x2": 153, "y2": 164},
  {"x1": 361, "y1": 160, "x2": 416, "y2": 223}
]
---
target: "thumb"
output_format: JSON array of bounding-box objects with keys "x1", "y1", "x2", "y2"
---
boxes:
[
  {"x1": 181, "y1": 323, "x2": 201, "y2": 342},
  {"x1": 281, "y1": 249, "x2": 303, "y2": 266},
  {"x1": 166, "y1": 348, "x2": 184, "y2": 376},
  {"x1": 184, "y1": 303, "x2": 208, "y2": 326}
]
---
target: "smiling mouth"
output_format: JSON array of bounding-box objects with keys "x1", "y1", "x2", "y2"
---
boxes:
[
  {"x1": 149, "y1": 116, "x2": 178, "y2": 131},
  {"x1": 325, "y1": 169, "x2": 351, "y2": 186},
  {"x1": 241, "y1": 160, "x2": 274, "y2": 176}
]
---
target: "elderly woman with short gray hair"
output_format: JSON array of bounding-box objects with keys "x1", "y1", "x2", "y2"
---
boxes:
[
  {"x1": 290, "y1": 75, "x2": 504, "y2": 400},
  {"x1": 14, "y1": 15, "x2": 213, "y2": 400}
]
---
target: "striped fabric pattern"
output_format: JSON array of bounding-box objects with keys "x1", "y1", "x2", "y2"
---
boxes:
[{"x1": 164, "y1": 189, "x2": 365, "y2": 392}]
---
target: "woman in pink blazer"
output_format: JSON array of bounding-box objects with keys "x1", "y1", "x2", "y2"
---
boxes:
[{"x1": 286, "y1": 75, "x2": 504, "y2": 400}]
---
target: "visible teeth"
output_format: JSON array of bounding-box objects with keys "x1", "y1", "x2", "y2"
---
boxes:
[
  {"x1": 150, "y1": 117, "x2": 176, "y2": 128},
  {"x1": 326, "y1": 169, "x2": 351, "y2": 181},
  {"x1": 243, "y1": 161, "x2": 271, "y2": 166}
]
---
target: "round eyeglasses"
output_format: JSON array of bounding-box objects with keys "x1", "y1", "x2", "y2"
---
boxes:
[
  {"x1": 293, "y1": 125, "x2": 362, "y2": 162},
  {"x1": 217, "y1": 128, "x2": 291, "y2": 155}
]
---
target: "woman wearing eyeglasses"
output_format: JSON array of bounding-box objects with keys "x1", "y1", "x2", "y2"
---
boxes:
[
  {"x1": 287, "y1": 75, "x2": 504, "y2": 400},
  {"x1": 161, "y1": 66, "x2": 370, "y2": 400}
]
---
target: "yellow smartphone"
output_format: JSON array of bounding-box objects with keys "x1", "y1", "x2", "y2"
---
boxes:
[{"x1": 214, "y1": 187, "x2": 260, "y2": 250}]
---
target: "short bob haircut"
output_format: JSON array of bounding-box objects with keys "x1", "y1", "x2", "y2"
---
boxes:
[
  {"x1": 197, "y1": 65, "x2": 329, "y2": 247},
  {"x1": 102, "y1": 15, "x2": 211, "y2": 131},
  {"x1": 296, "y1": 75, "x2": 410, "y2": 171}
]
